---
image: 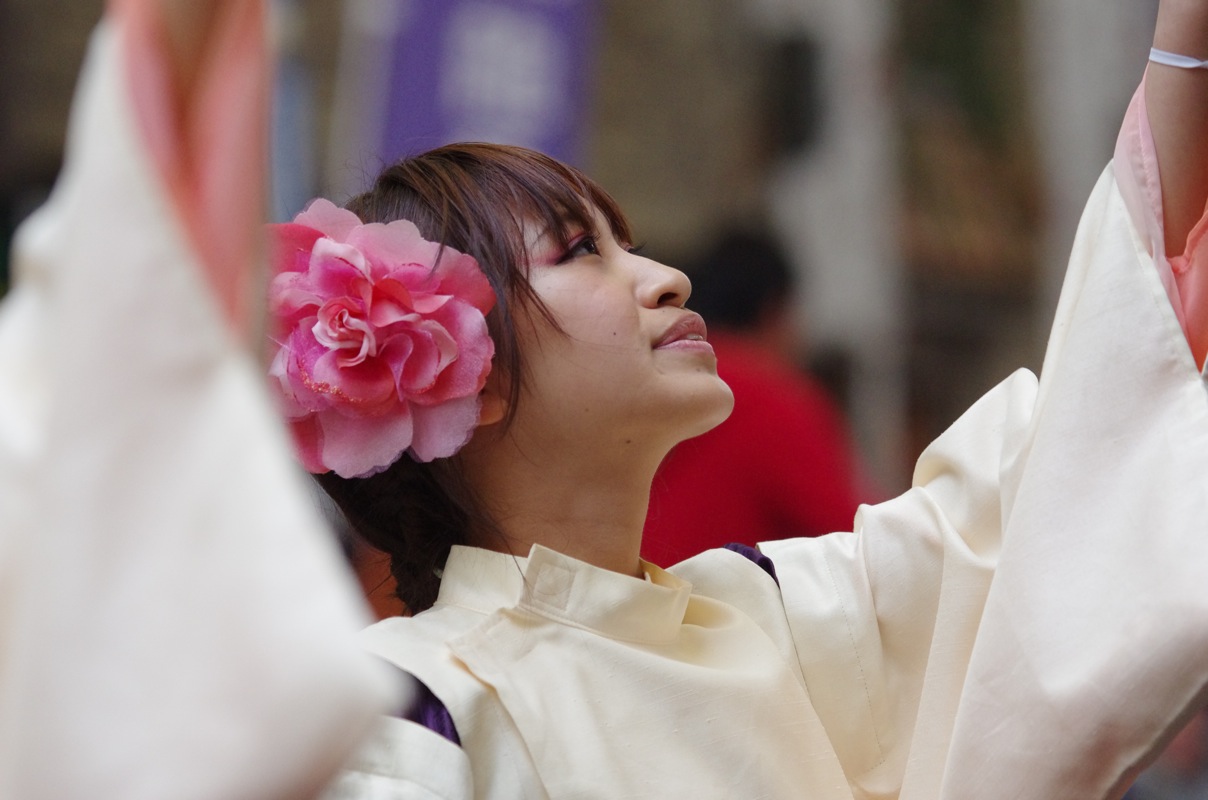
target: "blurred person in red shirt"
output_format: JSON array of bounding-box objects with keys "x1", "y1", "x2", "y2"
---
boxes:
[{"x1": 642, "y1": 228, "x2": 871, "y2": 566}]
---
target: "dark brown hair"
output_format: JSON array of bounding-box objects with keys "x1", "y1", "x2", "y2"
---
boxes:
[{"x1": 316, "y1": 143, "x2": 631, "y2": 614}]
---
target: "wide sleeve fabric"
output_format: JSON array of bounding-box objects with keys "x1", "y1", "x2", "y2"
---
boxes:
[
  {"x1": 0, "y1": 5, "x2": 396, "y2": 799},
  {"x1": 763, "y1": 153, "x2": 1208, "y2": 798}
]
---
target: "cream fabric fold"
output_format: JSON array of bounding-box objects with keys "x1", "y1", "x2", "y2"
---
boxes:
[{"x1": 765, "y1": 165, "x2": 1208, "y2": 800}]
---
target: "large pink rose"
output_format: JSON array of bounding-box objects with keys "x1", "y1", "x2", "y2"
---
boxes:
[{"x1": 267, "y1": 198, "x2": 496, "y2": 478}]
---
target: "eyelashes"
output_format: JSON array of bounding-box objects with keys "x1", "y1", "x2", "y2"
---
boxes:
[
  {"x1": 554, "y1": 234, "x2": 646, "y2": 264},
  {"x1": 556, "y1": 234, "x2": 600, "y2": 264}
]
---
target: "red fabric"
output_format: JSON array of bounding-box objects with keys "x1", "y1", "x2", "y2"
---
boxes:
[{"x1": 642, "y1": 333, "x2": 865, "y2": 566}]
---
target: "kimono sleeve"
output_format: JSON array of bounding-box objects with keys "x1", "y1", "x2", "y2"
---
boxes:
[{"x1": 763, "y1": 162, "x2": 1208, "y2": 800}]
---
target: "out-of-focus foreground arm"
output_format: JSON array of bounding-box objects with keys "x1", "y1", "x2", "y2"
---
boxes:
[{"x1": 0, "y1": 1, "x2": 398, "y2": 798}]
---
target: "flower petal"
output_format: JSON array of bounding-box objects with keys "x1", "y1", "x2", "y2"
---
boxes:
[
  {"x1": 314, "y1": 300, "x2": 376, "y2": 365},
  {"x1": 408, "y1": 395, "x2": 481, "y2": 462},
  {"x1": 268, "y1": 222, "x2": 325, "y2": 275},
  {"x1": 309, "y1": 238, "x2": 372, "y2": 288},
  {"x1": 382, "y1": 329, "x2": 441, "y2": 395},
  {"x1": 348, "y1": 218, "x2": 442, "y2": 276},
  {"x1": 267, "y1": 346, "x2": 311, "y2": 417},
  {"x1": 433, "y1": 250, "x2": 496, "y2": 313},
  {"x1": 405, "y1": 290, "x2": 450, "y2": 316},
  {"x1": 278, "y1": 328, "x2": 336, "y2": 411},
  {"x1": 318, "y1": 405, "x2": 415, "y2": 478},
  {"x1": 368, "y1": 279, "x2": 421, "y2": 327},
  {"x1": 419, "y1": 300, "x2": 495, "y2": 400},
  {"x1": 294, "y1": 198, "x2": 363, "y2": 242},
  {"x1": 311, "y1": 350, "x2": 396, "y2": 409},
  {"x1": 268, "y1": 272, "x2": 321, "y2": 327}
]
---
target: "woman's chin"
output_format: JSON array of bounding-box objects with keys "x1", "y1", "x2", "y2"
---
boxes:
[{"x1": 675, "y1": 379, "x2": 736, "y2": 440}]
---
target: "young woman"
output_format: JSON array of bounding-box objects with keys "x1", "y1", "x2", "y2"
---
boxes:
[
  {"x1": 267, "y1": 2, "x2": 1208, "y2": 796},
  {"x1": 5, "y1": 0, "x2": 1205, "y2": 798}
]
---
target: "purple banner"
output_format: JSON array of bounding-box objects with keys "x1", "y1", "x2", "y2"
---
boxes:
[{"x1": 380, "y1": 0, "x2": 598, "y2": 166}]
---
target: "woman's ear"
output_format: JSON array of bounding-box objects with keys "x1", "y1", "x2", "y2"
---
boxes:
[{"x1": 476, "y1": 374, "x2": 508, "y2": 427}]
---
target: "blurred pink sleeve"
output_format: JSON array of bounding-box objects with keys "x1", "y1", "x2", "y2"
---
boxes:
[
  {"x1": 1114, "y1": 71, "x2": 1208, "y2": 369},
  {"x1": 115, "y1": 0, "x2": 266, "y2": 336}
]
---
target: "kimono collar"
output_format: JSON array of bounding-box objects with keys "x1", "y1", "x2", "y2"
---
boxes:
[{"x1": 435, "y1": 544, "x2": 694, "y2": 644}]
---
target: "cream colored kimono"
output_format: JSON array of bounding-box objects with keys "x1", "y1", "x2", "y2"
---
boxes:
[{"x1": 324, "y1": 85, "x2": 1208, "y2": 800}]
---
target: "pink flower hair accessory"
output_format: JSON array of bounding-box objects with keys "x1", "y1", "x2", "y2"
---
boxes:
[{"x1": 267, "y1": 198, "x2": 496, "y2": 478}]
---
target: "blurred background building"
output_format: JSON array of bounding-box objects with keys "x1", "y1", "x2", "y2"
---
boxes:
[{"x1": 0, "y1": 0, "x2": 1158, "y2": 490}]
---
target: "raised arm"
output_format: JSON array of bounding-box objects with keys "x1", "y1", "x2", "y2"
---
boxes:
[
  {"x1": 1147, "y1": 0, "x2": 1208, "y2": 256},
  {"x1": 0, "y1": 3, "x2": 395, "y2": 798}
]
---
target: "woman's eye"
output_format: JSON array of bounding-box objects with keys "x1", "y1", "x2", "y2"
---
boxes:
[{"x1": 558, "y1": 235, "x2": 600, "y2": 263}]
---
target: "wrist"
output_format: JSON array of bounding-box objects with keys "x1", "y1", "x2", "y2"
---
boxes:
[{"x1": 1154, "y1": 0, "x2": 1208, "y2": 59}]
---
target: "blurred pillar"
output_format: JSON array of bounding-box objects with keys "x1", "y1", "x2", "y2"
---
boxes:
[
  {"x1": 324, "y1": 0, "x2": 402, "y2": 200},
  {"x1": 749, "y1": 0, "x2": 908, "y2": 490},
  {"x1": 1023, "y1": 0, "x2": 1156, "y2": 337},
  {"x1": 270, "y1": 0, "x2": 319, "y2": 220}
]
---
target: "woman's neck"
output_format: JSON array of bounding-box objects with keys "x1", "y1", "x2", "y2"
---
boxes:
[{"x1": 460, "y1": 434, "x2": 664, "y2": 578}]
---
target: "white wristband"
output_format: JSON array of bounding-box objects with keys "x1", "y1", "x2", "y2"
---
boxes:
[{"x1": 1150, "y1": 47, "x2": 1208, "y2": 70}]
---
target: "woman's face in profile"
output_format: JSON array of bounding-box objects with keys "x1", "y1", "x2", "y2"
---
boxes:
[{"x1": 509, "y1": 207, "x2": 734, "y2": 453}]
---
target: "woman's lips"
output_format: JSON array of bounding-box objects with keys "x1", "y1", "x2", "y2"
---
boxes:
[{"x1": 654, "y1": 313, "x2": 713, "y2": 353}]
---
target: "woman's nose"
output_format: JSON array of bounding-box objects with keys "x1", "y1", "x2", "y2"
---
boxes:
[{"x1": 637, "y1": 256, "x2": 692, "y2": 309}]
